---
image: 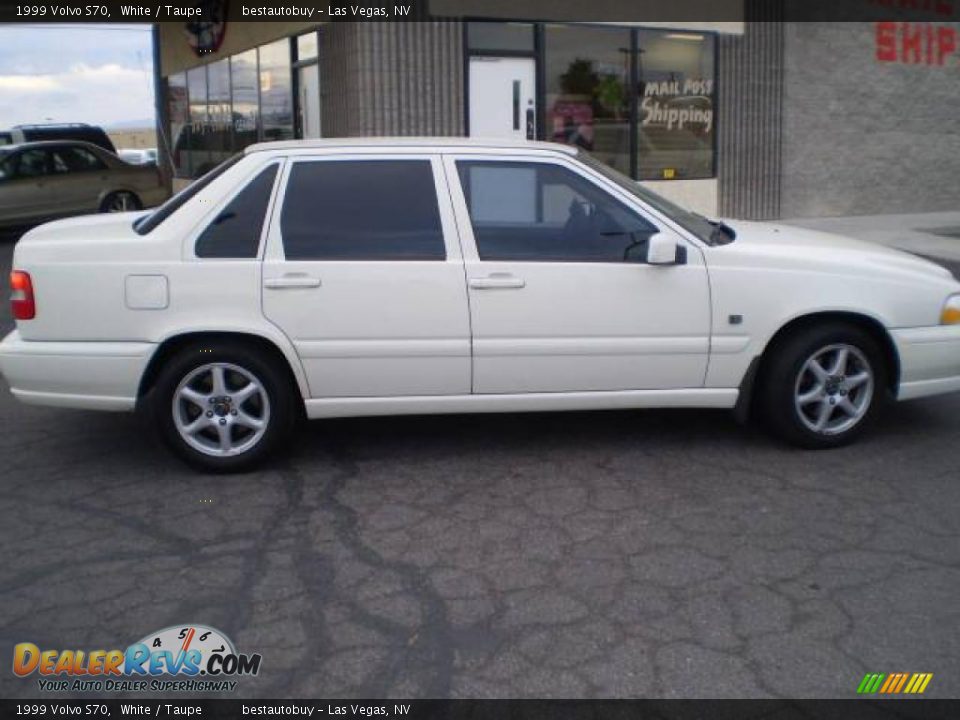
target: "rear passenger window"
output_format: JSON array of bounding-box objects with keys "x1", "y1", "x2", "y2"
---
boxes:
[
  {"x1": 52, "y1": 147, "x2": 105, "y2": 173},
  {"x1": 280, "y1": 160, "x2": 445, "y2": 261},
  {"x1": 195, "y1": 164, "x2": 278, "y2": 258}
]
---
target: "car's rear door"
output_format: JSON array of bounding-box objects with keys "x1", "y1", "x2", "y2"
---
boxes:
[
  {"x1": 261, "y1": 153, "x2": 472, "y2": 398},
  {"x1": 45, "y1": 145, "x2": 110, "y2": 214}
]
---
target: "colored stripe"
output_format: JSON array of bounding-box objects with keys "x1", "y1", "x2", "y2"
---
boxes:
[
  {"x1": 869, "y1": 674, "x2": 886, "y2": 693},
  {"x1": 856, "y1": 673, "x2": 873, "y2": 693},
  {"x1": 880, "y1": 674, "x2": 896, "y2": 693},
  {"x1": 917, "y1": 674, "x2": 933, "y2": 694},
  {"x1": 904, "y1": 674, "x2": 920, "y2": 693},
  {"x1": 894, "y1": 673, "x2": 909, "y2": 693}
]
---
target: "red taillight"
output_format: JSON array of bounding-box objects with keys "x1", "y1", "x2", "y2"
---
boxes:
[{"x1": 10, "y1": 271, "x2": 35, "y2": 320}]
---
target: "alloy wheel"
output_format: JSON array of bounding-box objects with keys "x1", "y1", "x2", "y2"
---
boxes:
[
  {"x1": 172, "y1": 363, "x2": 271, "y2": 458},
  {"x1": 794, "y1": 343, "x2": 874, "y2": 435},
  {"x1": 107, "y1": 192, "x2": 137, "y2": 212}
]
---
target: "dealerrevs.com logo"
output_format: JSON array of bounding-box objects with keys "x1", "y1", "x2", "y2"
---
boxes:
[{"x1": 13, "y1": 625, "x2": 261, "y2": 693}]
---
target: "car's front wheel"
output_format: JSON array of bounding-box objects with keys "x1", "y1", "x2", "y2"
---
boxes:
[
  {"x1": 150, "y1": 341, "x2": 298, "y2": 472},
  {"x1": 760, "y1": 323, "x2": 888, "y2": 448},
  {"x1": 100, "y1": 191, "x2": 142, "y2": 213}
]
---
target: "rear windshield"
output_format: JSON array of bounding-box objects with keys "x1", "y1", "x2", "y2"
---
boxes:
[{"x1": 134, "y1": 154, "x2": 242, "y2": 235}]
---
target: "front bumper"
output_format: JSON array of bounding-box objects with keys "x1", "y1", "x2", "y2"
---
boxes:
[
  {"x1": 0, "y1": 330, "x2": 155, "y2": 411},
  {"x1": 893, "y1": 325, "x2": 960, "y2": 401}
]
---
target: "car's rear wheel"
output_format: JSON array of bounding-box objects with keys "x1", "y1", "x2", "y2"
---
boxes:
[
  {"x1": 150, "y1": 341, "x2": 298, "y2": 472},
  {"x1": 759, "y1": 323, "x2": 888, "y2": 448},
  {"x1": 100, "y1": 191, "x2": 142, "y2": 213}
]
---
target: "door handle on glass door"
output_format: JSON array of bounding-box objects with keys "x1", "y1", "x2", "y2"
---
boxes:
[
  {"x1": 468, "y1": 274, "x2": 526, "y2": 290},
  {"x1": 264, "y1": 274, "x2": 322, "y2": 289}
]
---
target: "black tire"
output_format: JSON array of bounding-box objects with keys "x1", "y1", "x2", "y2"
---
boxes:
[
  {"x1": 150, "y1": 340, "x2": 299, "y2": 472},
  {"x1": 758, "y1": 322, "x2": 889, "y2": 449},
  {"x1": 100, "y1": 191, "x2": 142, "y2": 213}
]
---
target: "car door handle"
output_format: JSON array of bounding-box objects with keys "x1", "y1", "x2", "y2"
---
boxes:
[
  {"x1": 468, "y1": 274, "x2": 526, "y2": 290},
  {"x1": 264, "y1": 274, "x2": 321, "y2": 289}
]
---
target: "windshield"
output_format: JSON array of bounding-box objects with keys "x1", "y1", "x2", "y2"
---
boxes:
[
  {"x1": 577, "y1": 150, "x2": 733, "y2": 246},
  {"x1": 134, "y1": 153, "x2": 242, "y2": 235}
]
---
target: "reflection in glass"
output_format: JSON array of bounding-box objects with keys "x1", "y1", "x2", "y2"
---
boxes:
[
  {"x1": 186, "y1": 66, "x2": 211, "y2": 176},
  {"x1": 545, "y1": 25, "x2": 632, "y2": 176},
  {"x1": 231, "y1": 49, "x2": 259, "y2": 152},
  {"x1": 207, "y1": 58, "x2": 233, "y2": 166},
  {"x1": 166, "y1": 73, "x2": 189, "y2": 178},
  {"x1": 297, "y1": 31, "x2": 318, "y2": 60},
  {"x1": 467, "y1": 22, "x2": 534, "y2": 53},
  {"x1": 259, "y1": 39, "x2": 294, "y2": 142},
  {"x1": 636, "y1": 30, "x2": 715, "y2": 180}
]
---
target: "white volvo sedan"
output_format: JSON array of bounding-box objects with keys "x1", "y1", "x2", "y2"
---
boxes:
[{"x1": 2, "y1": 138, "x2": 960, "y2": 471}]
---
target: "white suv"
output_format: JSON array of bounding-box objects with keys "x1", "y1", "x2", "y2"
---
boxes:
[{"x1": 3, "y1": 138, "x2": 960, "y2": 471}]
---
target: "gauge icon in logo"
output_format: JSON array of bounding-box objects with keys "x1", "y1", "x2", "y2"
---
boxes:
[{"x1": 132, "y1": 624, "x2": 236, "y2": 675}]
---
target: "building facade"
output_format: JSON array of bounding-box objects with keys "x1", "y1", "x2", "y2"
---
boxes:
[{"x1": 153, "y1": 6, "x2": 960, "y2": 220}]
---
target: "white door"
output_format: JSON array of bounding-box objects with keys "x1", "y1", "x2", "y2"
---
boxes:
[
  {"x1": 445, "y1": 154, "x2": 712, "y2": 394},
  {"x1": 298, "y1": 64, "x2": 321, "y2": 138},
  {"x1": 262, "y1": 155, "x2": 471, "y2": 398},
  {"x1": 469, "y1": 57, "x2": 536, "y2": 140}
]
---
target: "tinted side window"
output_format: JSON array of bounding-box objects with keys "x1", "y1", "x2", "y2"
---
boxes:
[
  {"x1": 281, "y1": 160, "x2": 445, "y2": 261},
  {"x1": 16, "y1": 150, "x2": 50, "y2": 178},
  {"x1": 53, "y1": 147, "x2": 106, "y2": 172},
  {"x1": 136, "y1": 154, "x2": 242, "y2": 235},
  {"x1": 456, "y1": 161, "x2": 658, "y2": 263},
  {"x1": 195, "y1": 164, "x2": 279, "y2": 258}
]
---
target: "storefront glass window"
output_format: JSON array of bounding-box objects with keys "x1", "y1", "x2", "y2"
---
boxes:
[
  {"x1": 207, "y1": 58, "x2": 233, "y2": 166},
  {"x1": 259, "y1": 39, "x2": 294, "y2": 142},
  {"x1": 186, "y1": 66, "x2": 210, "y2": 176},
  {"x1": 636, "y1": 30, "x2": 715, "y2": 180},
  {"x1": 545, "y1": 25, "x2": 632, "y2": 176},
  {"x1": 297, "y1": 31, "x2": 318, "y2": 60},
  {"x1": 231, "y1": 49, "x2": 259, "y2": 152},
  {"x1": 468, "y1": 22, "x2": 534, "y2": 53},
  {"x1": 166, "y1": 73, "x2": 189, "y2": 178}
]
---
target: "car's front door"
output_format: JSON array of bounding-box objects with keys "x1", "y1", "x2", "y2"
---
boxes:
[
  {"x1": 261, "y1": 154, "x2": 472, "y2": 398},
  {"x1": 444, "y1": 154, "x2": 711, "y2": 394}
]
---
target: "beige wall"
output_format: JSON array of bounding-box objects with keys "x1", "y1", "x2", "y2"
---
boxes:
[
  {"x1": 642, "y1": 179, "x2": 717, "y2": 217},
  {"x1": 158, "y1": 20, "x2": 321, "y2": 76},
  {"x1": 108, "y1": 129, "x2": 157, "y2": 150}
]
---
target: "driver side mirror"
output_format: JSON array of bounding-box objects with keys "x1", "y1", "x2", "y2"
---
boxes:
[{"x1": 647, "y1": 234, "x2": 687, "y2": 266}]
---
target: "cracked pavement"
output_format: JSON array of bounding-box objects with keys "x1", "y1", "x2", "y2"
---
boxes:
[{"x1": 1, "y1": 239, "x2": 959, "y2": 699}]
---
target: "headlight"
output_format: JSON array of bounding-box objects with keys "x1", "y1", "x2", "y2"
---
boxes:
[{"x1": 942, "y1": 294, "x2": 960, "y2": 325}]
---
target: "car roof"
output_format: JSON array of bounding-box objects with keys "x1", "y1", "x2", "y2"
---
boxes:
[
  {"x1": 2, "y1": 140, "x2": 107, "y2": 152},
  {"x1": 12, "y1": 122, "x2": 97, "y2": 129},
  {"x1": 244, "y1": 136, "x2": 579, "y2": 156}
]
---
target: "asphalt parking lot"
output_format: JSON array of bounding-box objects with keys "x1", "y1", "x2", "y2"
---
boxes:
[{"x1": 1, "y1": 236, "x2": 959, "y2": 699}]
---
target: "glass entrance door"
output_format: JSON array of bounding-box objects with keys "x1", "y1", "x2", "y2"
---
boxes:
[{"x1": 469, "y1": 57, "x2": 536, "y2": 140}]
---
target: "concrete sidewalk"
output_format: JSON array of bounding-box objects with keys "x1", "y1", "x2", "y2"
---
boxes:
[{"x1": 782, "y1": 211, "x2": 960, "y2": 262}]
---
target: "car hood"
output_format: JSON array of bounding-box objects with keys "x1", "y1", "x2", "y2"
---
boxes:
[{"x1": 717, "y1": 219, "x2": 956, "y2": 285}]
